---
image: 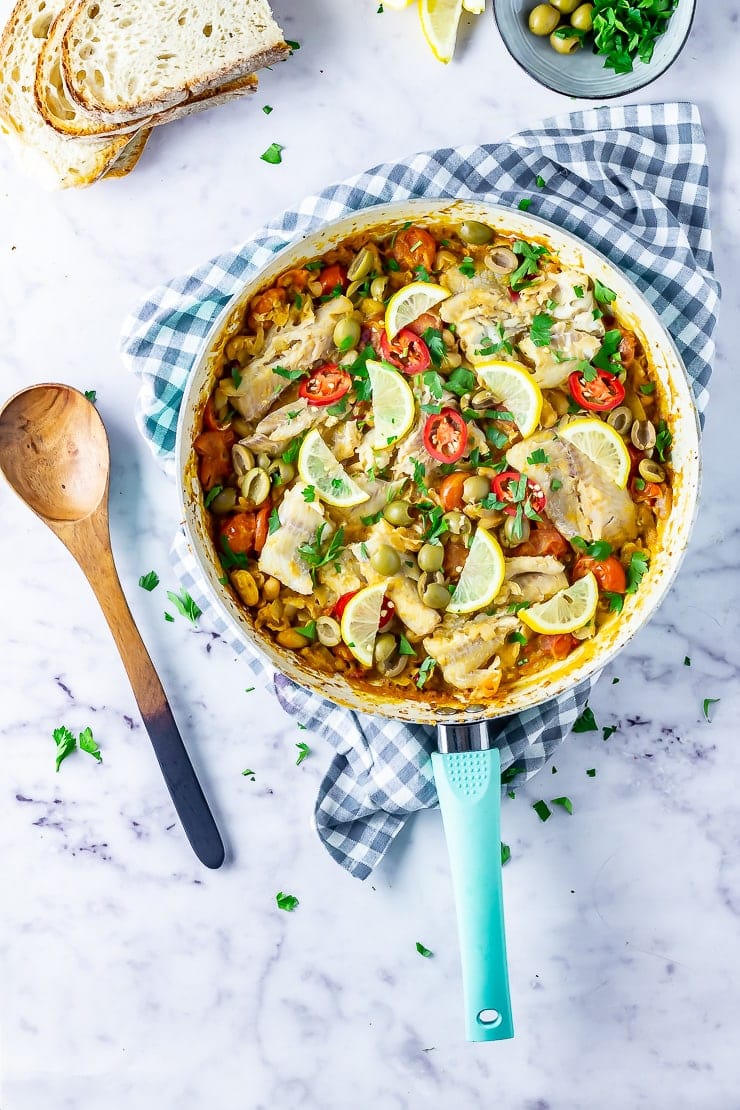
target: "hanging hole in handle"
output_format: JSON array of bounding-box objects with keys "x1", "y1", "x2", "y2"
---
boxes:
[{"x1": 477, "y1": 1008, "x2": 502, "y2": 1028}]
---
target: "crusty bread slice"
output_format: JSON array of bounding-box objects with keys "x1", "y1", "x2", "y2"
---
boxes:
[
  {"x1": 0, "y1": 0, "x2": 136, "y2": 188},
  {"x1": 101, "y1": 125, "x2": 150, "y2": 178},
  {"x1": 61, "y1": 0, "x2": 288, "y2": 125},
  {"x1": 36, "y1": 5, "x2": 258, "y2": 138}
]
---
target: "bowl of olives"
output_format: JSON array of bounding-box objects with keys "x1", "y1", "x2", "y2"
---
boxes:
[{"x1": 492, "y1": 0, "x2": 695, "y2": 98}]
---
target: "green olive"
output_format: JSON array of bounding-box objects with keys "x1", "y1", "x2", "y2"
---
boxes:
[
  {"x1": 459, "y1": 220, "x2": 493, "y2": 246},
  {"x1": 316, "y1": 616, "x2": 341, "y2": 647},
  {"x1": 631, "y1": 419, "x2": 657, "y2": 452},
  {"x1": 347, "y1": 247, "x2": 375, "y2": 282},
  {"x1": 570, "y1": 2, "x2": 593, "y2": 30},
  {"x1": 268, "y1": 458, "x2": 296, "y2": 486},
  {"x1": 528, "y1": 2, "x2": 560, "y2": 35},
  {"x1": 462, "y1": 475, "x2": 491, "y2": 504},
  {"x1": 333, "y1": 316, "x2": 361, "y2": 352},
  {"x1": 384, "y1": 500, "x2": 413, "y2": 526},
  {"x1": 607, "y1": 405, "x2": 633, "y2": 437},
  {"x1": 231, "y1": 443, "x2": 255, "y2": 476},
  {"x1": 208, "y1": 486, "x2": 239, "y2": 514},
  {"x1": 443, "y1": 510, "x2": 472, "y2": 536},
  {"x1": 422, "y1": 583, "x2": 452, "y2": 610},
  {"x1": 638, "y1": 458, "x2": 666, "y2": 483},
  {"x1": 502, "y1": 514, "x2": 531, "y2": 547},
  {"x1": 484, "y1": 246, "x2": 518, "y2": 275},
  {"x1": 374, "y1": 632, "x2": 397, "y2": 665},
  {"x1": 370, "y1": 276, "x2": 388, "y2": 301},
  {"x1": 371, "y1": 545, "x2": 402, "y2": 576},
  {"x1": 239, "y1": 467, "x2": 271, "y2": 507},
  {"x1": 418, "y1": 543, "x2": 445, "y2": 573},
  {"x1": 550, "y1": 0, "x2": 579, "y2": 11},
  {"x1": 550, "y1": 26, "x2": 582, "y2": 52}
]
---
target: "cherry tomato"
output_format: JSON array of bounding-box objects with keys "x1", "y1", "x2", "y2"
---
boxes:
[
  {"x1": 318, "y1": 263, "x2": 348, "y2": 297},
  {"x1": 443, "y1": 540, "x2": 469, "y2": 579},
  {"x1": 194, "y1": 428, "x2": 235, "y2": 489},
  {"x1": 568, "y1": 368, "x2": 626, "y2": 412},
  {"x1": 630, "y1": 478, "x2": 663, "y2": 504},
  {"x1": 299, "y1": 363, "x2": 352, "y2": 407},
  {"x1": 379, "y1": 328, "x2": 431, "y2": 374},
  {"x1": 220, "y1": 512, "x2": 256, "y2": 555},
  {"x1": 254, "y1": 504, "x2": 272, "y2": 554},
  {"x1": 407, "y1": 311, "x2": 441, "y2": 337},
  {"x1": 423, "y1": 408, "x2": 468, "y2": 464},
  {"x1": 572, "y1": 554, "x2": 626, "y2": 593},
  {"x1": 378, "y1": 597, "x2": 395, "y2": 632},
  {"x1": 515, "y1": 520, "x2": 570, "y2": 559},
  {"x1": 492, "y1": 469, "x2": 546, "y2": 516},
  {"x1": 437, "y1": 472, "x2": 467, "y2": 511},
  {"x1": 392, "y1": 226, "x2": 437, "y2": 272},
  {"x1": 332, "y1": 591, "x2": 358, "y2": 620},
  {"x1": 538, "y1": 633, "x2": 577, "y2": 660}
]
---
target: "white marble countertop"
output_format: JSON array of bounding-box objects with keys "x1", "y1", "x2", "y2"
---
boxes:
[{"x1": 2, "y1": 2, "x2": 740, "y2": 1107}]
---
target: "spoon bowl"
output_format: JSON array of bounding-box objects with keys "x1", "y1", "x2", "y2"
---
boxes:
[{"x1": 0, "y1": 382, "x2": 225, "y2": 868}]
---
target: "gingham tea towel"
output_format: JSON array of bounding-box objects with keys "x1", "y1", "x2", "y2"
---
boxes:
[{"x1": 122, "y1": 101, "x2": 720, "y2": 880}]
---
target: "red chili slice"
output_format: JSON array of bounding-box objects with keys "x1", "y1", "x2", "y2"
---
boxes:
[
  {"x1": 299, "y1": 363, "x2": 352, "y2": 407},
  {"x1": 423, "y1": 408, "x2": 468, "y2": 464},
  {"x1": 379, "y1": 328, "x2": 431, "y2": 374},
  {"x1": 492, "y1": 469, "x2": 546, "y2": 515},
  {"x1": 568, "y1": 368, "x2": 626, "y2": 412},
  {"x1": 378, "y1": 597, "x2": 395, "y2": 632},
  {"x1": 332, "y1": 591, "x2": 358, "y2": 620}
]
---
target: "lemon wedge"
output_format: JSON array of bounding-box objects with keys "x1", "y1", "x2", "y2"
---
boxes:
[
  {"x1": 559, "y1": 418, "x2": 631, "y2": 489},
  {"x1": 520, "y1": 572, "x2": 599, "y2": 636},
  {"x1": 340, "y1": 583, "x2": 386, "y2": 666},
  {"x1": 384, "y1": 281, "x2": 450, "y2": 340},
  {"x1": 297, "y1": 428, "x2": 369, "y2": 507},
  {"x1": 475, "y1": 361, "x2": 543, "y2": 439},
  {"x1": 419, "y1": 0, "x2": 463, "y2": 63},
  {"x1": 447, "y1": 527, "x2": 506, "y2": 615},
  {"x1": 366, "y1": 359, "x2": 416, "y2": 444}
]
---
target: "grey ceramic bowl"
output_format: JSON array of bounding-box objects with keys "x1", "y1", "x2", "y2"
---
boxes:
[{"x1": 493, "y1": 0, "x2": 696, "y2": 98}]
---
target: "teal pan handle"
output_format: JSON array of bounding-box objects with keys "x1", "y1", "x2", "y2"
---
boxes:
[{"x1": 432, "y1": 720, "x2": 513, "y2": 1043}]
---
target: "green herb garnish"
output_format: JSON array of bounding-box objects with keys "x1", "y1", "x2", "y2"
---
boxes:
[
  {"x1": 204, "y1": 484, "x2": 223, "y2": 508},
  {"x1": 592, "y1": 0, "x2": 678, "y2": 75},
  {"x1": 593, "y1": 278, "x2": 616, "y2": 304},
  {"x1": 416, "y1": 941, "x2": 433, "y2": 958},
  {"x1": 260, "y1": 142, "x2": 284, "y2": 165},
  {"x1": 459, "y1": 257, "x2": 476, "y2": 279},
  {"x1": 625, "y1": 550, "x2": 649, "y2": 594},
  {"x1": 139, "y1": 570, "x2": 159, "y2": 591},
  {"x1": 552, "y1": 796, "x2": 573, "y2": 815},
  {"x1": 527, "y1": 448, "x2": 549, "y2": 465},
  {"x1": 703, "y1": 698, "x2": 720, "y2": 722},
  {"x1": 297, "y1": 524, "x2": 346, "y2": 580},
  {"x1": 398, "y1": 635, "x2": 416, "y2": 657},
  {"x1": 52, "y1": 726, "x2": 77, "y2": 772},
  {"x1": 501, "y1": 843, "x2": 511, "y2": 865},
  {"x1": 510, "y1": 240, "x2": 549, "y2": 292},
  {"x1": 530, "y1": 313, "x2": 554, "y2": 348},
  {"x1": 573, "y1": 706, "x2": 598, "y2": 733},
  {"x1": 533, "y1": 800, "x2": 551, "y2": 822},
  {"x1": 84, "y1": 389, "x2": 97, "y2": 403},
  {"x1": 166, "y1": 589, "x2": 201, "y2": 625},
  {"x1": 295, "y1": 741, "x2": 311, "y2": 765},
  {"x1": 416, "y1": 656, "x2": 437, "y2": 689},
  {"x1": 276, "y1": 892, "x2": 299, "y2": 911}
]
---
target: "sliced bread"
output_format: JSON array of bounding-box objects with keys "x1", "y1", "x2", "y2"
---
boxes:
[
  {"x1": 101, "y1": 125, "x2": 150, "y2": 178},
  {"x1": 35, "y1": 5, "x2": 258, "y2": 138},
  {"x1": 0, "y1": 0, "x2": 140, "y2": 188},
  {"x1": 61, "y1": 0, "x2": 288, "y2": 125}
]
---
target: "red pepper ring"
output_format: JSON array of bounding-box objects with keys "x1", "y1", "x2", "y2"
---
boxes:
[
  {"x1": 422, "y1": 408, "x2": 468, "y2": 464},
  {"x1": 568, "y1": 368, "x2": 626, "y2": 413},
  {"x1": 492, "y1": 469, "x2": 546, "y2": 516},
  {"x1": 299, "y1": 363, "x2": 352, "y2": 407},
  {"x1": 379, "y1": 328, "x2": 431, "y2": 375}
]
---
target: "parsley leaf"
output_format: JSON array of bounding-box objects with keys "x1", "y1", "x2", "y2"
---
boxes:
[
  {"x1": 416, "y1": 656, "x2": 437, "y2": 689},
  {"x1": 625, "y1": 550, "x2": 649, "y2": 594},
  {"x1": 260, "y1": 142, "x2": 284, "y2": 165},
  {"x1": 416, "y1": 941, "x2": 434, "y2": 958},
  {"x1": 552, "y1": 796, "x2": 573, "y2": 815},
  {"x1": 532, "y1": 800, "x2": 551, "y2": 822},
  {"x1": 421, "y1": 328, "x2": 447, "y2": 369},
  {"x1": 398, "y1": 635, "x2": 417, "y2": 657},
  {"x1": 275, "y1": 892, "x2": 299, "y2": 911},
  {"x1": 535, "y1": 174, "x2": 546, "y2": 188},
  {"x1": 603, "y1": 591, "x2": 625, "y2": 613},
  {"x1": 262, "y1": 104, "x2": 273, "y2": 114},
  {"x1": 530, "y1": 313, "x2": 554, "y2": 348},
  {"x1": 655, "y1": 420, "x2": 673, "y2": 461},
  {"x1": 501, "y1": 842, "x2": 511, "y2": 866},
  {"x1": 204, "y1": 484, "x2": 223, "y2": 508},
  {"x1": 242, "y1": 768, "x2": 256, "y2": 780},
  {"x1": 573, "y1": 285, "x2": 584, "y2": 298},
  {"x1": 296, "y1": 620, "x2": 317, "y2": 641},
  {"x1": 301, "y1": 485, "x2": 316, "y2": 503},
  {"x1": 510, "y1": 240, "x2": 549, "y2": 292},
  {"x1": 527, "y1": 448, "x2": 549, "y2": 465},
  {"x1": 573, "y1": 706, "x2": 598, "y2": 733},
  {"x1": 702, "y1": 698, "x2": 720, "y2": 722},
  {"x1": 459, "y1": 256, "x2": 476, "y2": 279},
  {"x1": 297, "y1": 524, "x2": 346, "y2": 580},
  {"x1": 593, "y1": 278, "x2": 616, "y2": 304},
  {"x1": 295, "y1": 741, "x2": 311, "y2": 765},
  {"x1": 592, "y1": 329, "x2": 623, "y2": 374},
  {"x1": 518, "y1": 198, "x2": 532, "y2": 212},
  {"x1": 166, "y1": 589, "x2": 201, "y2": 625},
  {"x1": 422, "y1": 369, "x2": 445, "y2": 399},
  {"x1": 138, "y1": 570, "x2": 159, "y2": 591},
  {"x1": 84, "y1": 389, "x2": 97, "y2": 403},
  {"x1": 53, "y1": 726, "x2": 77, "y2": 772},
  {"x1": 78, "y1": 726, "x2": 102, "y2": 764}
]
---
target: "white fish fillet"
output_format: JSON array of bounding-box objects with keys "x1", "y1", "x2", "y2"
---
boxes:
[
  {"x1": 501, "y1": 555, "x2": 569, "y2": 605},
  {"x1": 519, "y1": 324, "x2": 602, "y2": 389},
  {"x1": 423, "y1": 614, "x2": 519, "y2": 694},
  {"x1": 258, "y1": 482, "x2": 326, "y2": 595}
]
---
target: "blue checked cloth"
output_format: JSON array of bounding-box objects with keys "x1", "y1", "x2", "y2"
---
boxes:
[{"x1": 121, "y1": 101, "x2": 719, "y2": 880}]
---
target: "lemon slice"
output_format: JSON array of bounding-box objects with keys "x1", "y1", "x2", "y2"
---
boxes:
[
  {"x1": 340, "y1": 583, "x2": 386, "y2": 666},
  {"x1": 385, "y1": 281, "x2": 450, "y2": 340},
  {"x1": 475, "y1": 360, "x2": 543, "y2": 438},
  {"x1": 366, "y1": 359, "x2": 416, "y2": 443},
  {"x1": 447, "y1": 527, "x2": 506, "y2": 615},
  {"x1": 520, "y1": 572, "x2": 599, "y2": 635},
  {"x1": 419, "y1": 0, "x2": 463, "y2": 64},
  {"x1": 297, "y1": 428, "x2": 370, "y2": 507},
  {"x1": 559, "y1": 418, "x2": 631, "y2": 489}
]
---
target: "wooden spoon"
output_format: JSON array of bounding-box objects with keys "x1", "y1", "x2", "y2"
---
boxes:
[{"x1": 0, "y1": 383, "x2": 225, "y2": 869}]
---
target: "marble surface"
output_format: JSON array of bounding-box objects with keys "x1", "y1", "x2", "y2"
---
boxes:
[{"x1": 1, "y1": 2, "x2": 739, "y2": 1107}]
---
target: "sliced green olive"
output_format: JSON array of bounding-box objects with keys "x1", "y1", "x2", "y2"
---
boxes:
[
  {"x1": 333, "y1": 316, "x2": 361, "y2": 352},
  {"x1": 422, "y1": 583, "x2": 452, "y2": 610},
  {"x1": 379, "y1": 652, "x2": 408, "y2": 678},
  {"x1": 470, "y1": 389, "x2": 495, "y2": 409},
  {"x1": 550, "y1": 0, "x2": 580, "y2": 11},
  {"x1": 550, "y1": 27, "x2": 582, "y2": 53},
  {"x1": 570, "y1": 2, "x2": 593, "y2": 30},
  {"x1": 528, "y1": 3, "x2": 560, "y2": 35},
  {"x1": 631, "y1": 419, "x2": 657, "y2": 452},
  {"x1": 418, "y1": 543, "x2": 445, "y2": 573},
  {"x1": 444, "y1": 510, "x2": 472, "y2": 536},
  {"x1": 347, "y1": 246, "x2": 375, "y2": 282},
  {"x1": 371, "y1": 545, "x2": 401, "y2": 576},
  {"x1": 638, "y1": 458, "x2": 666, "y2": 483},
  {"x1": 463, "y1": 475, "x2": 491, "y2": 504},
  {"x1": 384, "y1": 500, "x2": 413, "y2": 526},
  {"x1": 232, "y1": 443, "x2": 255, "y2": 476},
  {"x1": 607, "y1": 405, "x2": 633, "y2": 436},
  {"x1": 316, "y1": 615, "x2": 342, "y2": 647},
  {"x1": 268, "y1": 458, "x2": 296, "y2": 485},
  {"x1": 209, "y1": 486, "x2": 239, "y2": 514},
  {"x1": 239, "y1": 467, "x2": 271, "y2": 507},
  {"x1": 502, "y1": 515, "x2": 531, "y2": 547},
  {"x1": 459, "y1": 220, "x2": 493, "y2": 246},
  {"x1": 374, "y1": 632, "x2": 397, "y2": 665},
  {"x1": 370, "y1": 276, "x2": 388, "y2": 301},
  {"x1": 484, "y1": 246, "x2": 519, "y2": 275}
]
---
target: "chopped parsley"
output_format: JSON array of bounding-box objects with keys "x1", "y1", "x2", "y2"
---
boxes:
[
  {"x1": 518, "y1": 198, "x2": 532, "y2": 212},
  {"x1": 166, "y1": 589, "x2": 201, "y2": 625},
  {"x1": 78, "y1": 727, "x2": 102, "y2": 764},
  {"x1": 398, "y1": 635, "x2": 416, "y2": 657},
  {"x1": 204, "y1": 484, "x2": 223, "y2": 508},
  {"x1": 275, "y1": 892, "x2": 299, "y2": 911},
  {"x1": 297, "y1": 524, "x2": 346, "y2": 580},
  {"x1": 552, "y1": 796, "x2": 573, "y2": 815},
  {"x1": 592, "y1": 0, "x2": 678, "y2": 75},
  {"x1": 262, "y1": 104, "x2": 273, "y2": 114},
  {"x1": 592, "y1": 278, "x2": 617, "y2": 304},
  {"x1": 573, "y1": 285, "x2": 584, "y2": 298},
  {"x1": 500, "y1": 843, "x2": 511, "y2": 866},
  {"x1": 414, "y1": 265, "x2": 431, "y2": 283},
  {"x1": 602, "y1": 725, "x2": 617, "y2": 741},
  {"x1": 510, "y1": 240, "x2": 549, "y2": 292},
  {"x1": 655, "y1": 420, "x2": 673, "y2": 461},
  {"x1": 231, "y1": 366, "x2": 243, "y2": 389},
  {"x1": 573, "y1": 706, "x2": 598, "y2": 733},
  {"x1": 459, "y1": 257, "x2": 476, "y2": 278},
  {"x1": 684, "y1": 656, "x2": 691, "y2": 667},
  {"x1": 164, "y1": 612, "x2": 174, "y2": 622},
  {"x1": 83, "y1": 389, "x2": 96, "y2": 403},
  {"x1": 527, "y1": 448, "x2": 549, "y2": 465},
  {"x1": 592, "y1": 329, "x2": 623, "y2": 374},
  {"x1": 412, "y1": 458, "x2": 428, "y2": 493},
  {"x1": 586, "y1": 768, "x2": 597, "y2": 777},
  {"x1": 422, "y1": 369, "x2": 445, "y2": 399},
  {"x1": 301, "y1": 485, "x2": 316, "y2": 503},
  {"x1": 535, "y1": 174, "x2": 546, "y2": 188},
  {"x1": 296, "y1": 621, "x2": 317, "y2": 641},
  {"x1": 702, "y1": 698, "x2": 720, "y2": 723},
  {"x1": 52, "y1": 726, "x2": 77, "y2": 772},
  {"x1": 268, "y1": 508, "x2": 281, "y2": 535},
  {"x1": 260, "y1": 142, "x2": 284, "y2": 165},
  {"x1": 361, "y1": 510, "x2": 384, "y2": 526},
  {"x1": 273, "y1": 365, "x2": 308, "y2": 383},
  {"x1": 416, "y1": 941, "x2": 434, "y2": 958},
  {"x1": 138, "y1": 570, "x2": 159, "y2": 591},
  {"x1": 532, "y1": 800, "x2": 551, "y2": 822},
  {"x1": 529, "y1": 313, "x2": 554, "y2": 348},
  {"x1": 242, "y1": 768, "x2": 256, "y2": 780},
  {"x1": 285, "y1": 39, "x2": 300, "y2": 51},
  {"x1": 416, "y1": 656, "x2": 437, "y2": 689},
  {"x1": 625, "y1": 550, "x2": 649, "y2": 594},
  {"x1": 639, "y1": 382, "x2": 656, "y2": 395},
  {"x1": 603, "y1": 591, "x2": 625, "y2": 613},
  {"x1": 421, "y1": 328, "x2": 447, "y2": 368},
  {"x1": 295, "y1": 741, "x2": 311, "y2": 765},
  {"x1": 282, "y1": 431, "x2": 308, "y2": 464}
]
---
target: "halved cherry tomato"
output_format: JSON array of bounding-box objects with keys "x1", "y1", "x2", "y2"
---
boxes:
[
  {"x1": 194, "y1": 428, "x2": 235, "y2": 489},
  {"x1": 254, "y1": 504, "x2": 272, "y2": 554},
  {"x1": 393, "y1": 226, "x2": 437, "y2": 272},
  {"x1": 443, "y1": 540, "x2": 469, "y2": 579},
  {"x1": 568, "y1": 368, "x2": 625, "y2": 412},
  {"x1": 573, "y1": 554, "x2": 626, "y2": 593},
  {"x1": 378, "y1": 597, "x2": 395, "y2": 632},
  {"x1": 515, "y1": 519, "x2": 570, "y2": 559},
  {"x1": 492, "y1": 469, "x2": 546, "y2": 516},
  {"x1": 630, "y1": 478, "x2": 663, "y2": 504},
  {"x1": 318, "y1": 263, "x2": 348, "y2": 297},
  {"x1": 220, "y1": 512, "x2": 256, "y2": 555},
  {"x1": 332, "y1": 591, "x2": 358, "y2": 620},
  {"x1": 538, "y1": 633, "x2": 578, "y2": 660},
  {"x1": 437, "y1": 472, "x2": 467, "y2": 511},
  {"x1": 423, "y1": 408, "x2": 468, "y2": 464},
  {"x1": 379, "y1": 328, "x2": 431, "y2": 374},
  {"x1": 299, "y1": 363, "x2": 352, "y2": 407}
]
